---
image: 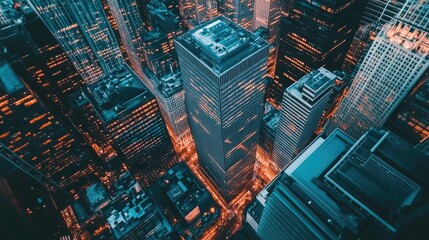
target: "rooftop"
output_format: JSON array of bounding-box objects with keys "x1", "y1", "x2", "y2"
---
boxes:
[
  {"x1": 144, "y1": 68, "x2": 183, "y2": 98},
  {"x1": 153, "y1": 162, "x2": 219, "y2": 237},
  {"x1": 85, "y1": 183, "x2": 111, "y2": 212},
  {"x1": 325, "y1": 129, "x2": 429, "y2": 227},
  {"x1": 289, "y1": 67, "x2": 337, "y2": 104},
  {"x1": 0, "y1": 61, "x2": 24, "y2": 93},
  {"x1": 86, "y1": 65, "x2": 153, "y2": 123},
  {"x1": 175, "y1": 17, "x2": 268, "y2": 74},
  {"x1": 103, "y1": 179, "x2": 171, "y2": 239}
]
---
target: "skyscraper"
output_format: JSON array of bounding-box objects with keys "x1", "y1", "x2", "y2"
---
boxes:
[
  {"x1": 267, "y1": 0, "x2": 365, "y2": 107},
  {"x1": 360, "y1": 0, "x2": 407, "y2": 26},
  {"x1": 386, "y1": 69, "x2": 429, "y2": 155},
  {"x1": 342, "y1": 0, "x2": 407, "y2": 75},
  {"x1": 106, "y1": 0, "x2": 146, "y2": 78},
  {"x1": 271, "y1": 68, "x2": 336, "y2": 170},
  {"x1": 85, "y1": 66, "x2": 178, "y2": 186},
  {"x1": 326, "y1": 1, "x2": 429, "y2": 139},
  {"x1": 178, "y1": 0, "x2": 219, "y2": 29},
  {"x1": 30, "y1": 0, "x2": 178, "y2": 185},
  {"x1": 246, "y1": 128, "x2": 429, "y2": 239},
  {"x1": 144, "y1": 70, "x2": 193, "y2": 147},
  {"x1": 29, "y1": 0, "x2": 123, "y2": 85},
  {"x1": 175, "y1": 17, "x2": 269, "y2": 203},
  {"x1": 252, "y1": 0, "x2": 281, "y2": 76},
  {"x1": 218, "y1": 0, "x2": 255, "y2": 30},
  {"x1": 106, "y1": 0, "x2": 192, "y2": 148}
]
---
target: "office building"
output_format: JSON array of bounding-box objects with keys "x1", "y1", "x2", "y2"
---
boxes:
[
  {"x1": 30, "y1": 0, "x2": 178, "y2": 185},
  {"x1": 85, "y1": 66, "x2": 178, "y2": 186},
  {"x1": 0, "y1": 60, "x2": 100, "y2": 194},
  {"x1": 29, "y1": 0, "x2": 124, "y2": 85},
  {"x1": 144, "y1": 70, "x2": 193, "y2": 146},
  {"x1": 326, "y1": 1, "x2": 429, "y2": 139},
  {"x1": 218, "y1": 0, "x2": 255, "y2": 30},
  {"x1": 271, "y1": 68, "x2": 336, "y2": 170},
  {"x1": 106, "y1": 0, "x2": 146, "y2": 78},
  {"x1": 360, "y1": 0, "x2": 407, "y2": 26},
  {"x1": 178, "y1": 0, "x2": 219, "y2": 29},
  {"x1": 175, "y1": 17, "x2": 269, "y2": 203},
  {"x1": 258, "y1": 104, "x2": 280, "y2": 158},
  {"x1": 142, "y1": 31, "x2": 178, "y2": 79},
  {"x1": 341, "y1": 23, "x2": 379, "y2": 75},
  {"x1": 106, "y1": 0, "x2": 192, "y2": 148},
  {"x1": 267, "y1": 0, "x2": 365, "y2": 107},
  {"x1": 146, "y1": 0, "x2": 183, "y2": 61},
  {"x1": 386, "y1": 69, "x2": 429, "y2": 155},
  {"x1": 150, "y1": 162, "x2": 219, "y2": 238},
  {"x1": 253, "y1": 0, "x2": 281, "y2": 76},
  {"x1": 246, "y1": 129, "x2": 429, "y2": 239},
  {"x1": 343, "y1": 0, "x2": 407, "y2": 75}
]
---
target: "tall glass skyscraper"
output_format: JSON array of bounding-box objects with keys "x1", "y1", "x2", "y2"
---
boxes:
[
  {"x1": 326, "y1": 1, "x2": 429, "y2": 139},
  {"x1": 175, "y1": 17, "x2": 269, "y2": 203},
  {"x1": 267, "y1": 0, "x2": 366, "y2": 107},
  {"x1": 0, "y1": 60, "x2": 100, "y2": 194},
  {"x1": 218, "y1": 0, "x2": 255, "y2": 30},
  {"x1": 106, "y1": 0, "x2": 146, "y2": 78},
  {"x1": 29, "y1": 0, "x2": 123, "y2": 84},
  {"x1": 252, "y1": 0, "x2": 281, "y2": 77},
  {"x1": 178, "y1": 0, "x2": 219, "y2": 29},
  {"x1": 271, "y1": 68, "x2": 336, "y2": 170}
]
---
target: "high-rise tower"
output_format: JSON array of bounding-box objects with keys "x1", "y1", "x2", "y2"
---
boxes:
[
  {"x1": 271, "y1": 68, "x2": 336, "y2": 170},
  {"x1": 178, "y1": 0, "x2": 219, "y2": 29},
  {"x1": 247, "y1": 128, "x2": 429, "y2": 239},
  {"x1": 175, "y1": 17, "x2": 269, "y2": 203},
  {"x1": 29, "y1": 0, "x2": 124, "y2": 85},
  {"x1": 29, "y1": 0, "x2": 178, "y2": 185},
  {"x1": 326, "y1": 1, "x2": 429, "y2": 139},
  {"x1": 106, "y1": 0, "x2": 146, "y2": 78},
  {"x1": 218, "y1": 0, "x2": 255, "y2": 30},
  {"x1": 253, "y1": 0, "x2": 281, "y2": 77},
  {"x1": 267, "y1": 0, "x2": 366, "y2": 107}
]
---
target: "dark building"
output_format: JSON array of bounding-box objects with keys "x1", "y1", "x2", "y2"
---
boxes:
[
  {"x1": 386, "y1": 69, "x2": 429, "y2": 156},
  {"x1": 258, "y1": 104, "x2": 280, "y2": 156},
  {"x1": 267, "y1": 0, "x2": 366, "y2": 107},
  {"x1": 0, "y1": 59, "x2": 100, "y2": 238},
  {"x1": 85, "y1": 66, "x2": 178, "y2": 186},
  {"x1": 142, "y1": 30, "x2": 178, "y2": 79},
  {"x1": 150, "y1": 162, "x2": 219, "y2": 239},
  {"x1": 0, "y1": 60, "x2": 100, "y2": 195},
  {"x1": 246, "y1": 129, "x2": 429, "y2": 239}
]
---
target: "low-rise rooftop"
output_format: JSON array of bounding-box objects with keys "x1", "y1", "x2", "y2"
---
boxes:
[
  {"x1": 86, "y1": 65, "x2": 153, "y2": 123},
  {"x1": 152, "y1": 162, "x2": 219, "y2": 238}
]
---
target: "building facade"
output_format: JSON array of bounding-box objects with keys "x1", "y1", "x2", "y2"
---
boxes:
[
  {"x1": 106, "y1": 0, "x2": 146, "y2": 78},
  {"x1": 326, "y1": 1, "x2": 429, "y2": 139},
  {"x1": 253, "y1": 0, "x2": 281, "y2": 76},
  {"x1": 178, "y1": 0, "x2": 219, "y2": 29},
  {"x1": 30, "y1": 0, "x2": 178, "y2": 185},
  {"x1": 218, "y1": 0, "x2": 255, "y2": 30},
  {"x1": 175, "y1": 17, "x2": 269, "y2": 203}
]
